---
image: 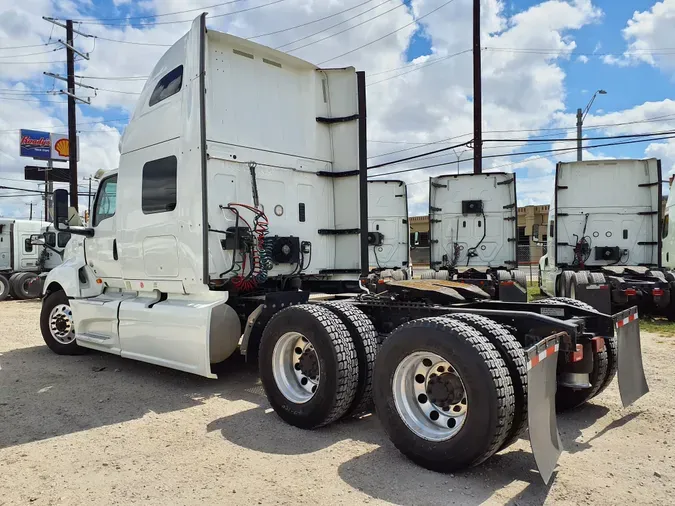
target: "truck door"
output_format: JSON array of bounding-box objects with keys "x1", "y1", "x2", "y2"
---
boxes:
[
  {"x1": 85, "y1": 175, "x2": 123, "y2": 284},
  {"x1": 17, "y1": 226, "x2": 40, "y2": 271},
  {"x1": 0, "y1": 221, "x2": 10, "y2": 271},
  {"x1": 367, "y1": 181, "x2": 409, "y2": 271}
]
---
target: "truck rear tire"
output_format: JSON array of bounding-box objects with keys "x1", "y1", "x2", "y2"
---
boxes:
[
  {"x1": 40, "y1": 290, "x2": 84, "y2": 355},
  {"x1": 447, "y1": 313, "x2": 528, "y2": 451},
  {"x1": 511, "y1": 269, "x2": 527, "y2": 289},
  {"x1": 556, "y1": 346, "x2": 608, "y2": 412},
  {"x1": 259, "y1": 304, "x2": 358, "y2": 429},
  {"x1": 594, "y1": 336, "x2": 618, "y2": 397},
  {"x1": 561, "y1": 270, "x2": 575, "y2": 297},
  {"x1": 12, "y1": 271, "x2": 40, "y2": 300},
  {"x1": 532, "y1": 297, "x2": 595, "y2": 311},
  {"x1": 569, "y1": 272, "x2": 588, "y2": 300},
  {"x1": 373, "y1": 317, "x2": 515, "y2": 472},
  {"x1": 319, "y1": 302, "x2": 378, "y2": 417},
  {"x1": 8, "y1": 272, "x2": 21, "y2": 298},
  {"x1": 0, "y1": 274, "x2": 9, "y2": 301}
]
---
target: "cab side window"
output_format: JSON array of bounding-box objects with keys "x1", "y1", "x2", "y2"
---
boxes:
[
  {"x1": 44, "y1": 232, "x2": 56, "y2": 247},
  {"x1": 93, "y1": 176, "x2": 118, "y2": 227},
  {"x1": 664, "y1": 214, "x2": 669, "y2": 239},
  {"x1": 57, "y1": 232, "x2": 71, "y2": 248}
]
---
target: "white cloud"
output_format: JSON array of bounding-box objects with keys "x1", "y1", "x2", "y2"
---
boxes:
[
  {"x1": 577, "y1": 54, "x2": 588, "y2": 63},
  {"x1": 604, "y1": 0, "x2": 675, "y2": 71}
]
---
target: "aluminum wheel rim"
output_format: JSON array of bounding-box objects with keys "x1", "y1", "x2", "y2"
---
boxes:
[
  {"x1": 392, "y1": 351, "x2": 467, "y2": 442},
  {"x1": 272, "y1": 332, "x2": 320, "y2": 404},
  {"x1": 49, "y1": 304, "x2": 75, "y2": 344}
]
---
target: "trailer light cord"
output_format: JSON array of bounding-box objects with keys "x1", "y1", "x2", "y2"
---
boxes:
[{"x1": 466, "y1": 211, "x2": 487, "y2": 266}]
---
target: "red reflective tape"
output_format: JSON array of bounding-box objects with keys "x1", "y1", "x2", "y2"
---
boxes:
[
  {"x1": 527, "y1": 343, "x2": 559, "y2": 370},
  {"x1": 616, "y1": 312, "x2": 639, "y2": 328}
]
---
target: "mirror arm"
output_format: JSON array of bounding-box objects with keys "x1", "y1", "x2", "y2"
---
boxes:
[{"x1": 55, "y1": 221, "x2": 94, "y2": 237}]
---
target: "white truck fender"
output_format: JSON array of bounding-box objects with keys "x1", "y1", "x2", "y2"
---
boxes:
[{"x1": 42, "y1": 256, "x2": 87, "y2": 298}]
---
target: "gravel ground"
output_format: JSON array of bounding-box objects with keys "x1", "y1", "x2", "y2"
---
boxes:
[{"x1": 1, "y1": 299, "x2": 674, "y2": 505}]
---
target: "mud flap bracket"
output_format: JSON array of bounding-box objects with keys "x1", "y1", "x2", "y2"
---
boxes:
[
  {"x1": 526, "y1": 332, "x2": 564, "y2": 484},
  {"x1": 613, "y1": 306, "x2": 649, "y2": 407}
]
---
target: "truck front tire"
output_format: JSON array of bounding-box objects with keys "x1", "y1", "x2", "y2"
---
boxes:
[
  {"x1": 373, "y1": 317, "x2": 515, "y2": 472},
  {"x1": 40, "y1": 290, "x2": 84, "y2": 355},
  {"x1": 259, "y1": 304, "x2": 358, "y2": 429}
]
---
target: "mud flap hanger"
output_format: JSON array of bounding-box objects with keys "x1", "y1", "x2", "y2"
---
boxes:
[
  {"x1": 613, "y1": 306, "x2": 649, "y2": 408},
  {"x1": 526, "y1": 333, "x2": 564, "y2": 485}
]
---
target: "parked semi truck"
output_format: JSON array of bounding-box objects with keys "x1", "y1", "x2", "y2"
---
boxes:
[
  {"x1": 0, "y1": 219, "x2": 69, "y2": 301},
  {"x1": 421, "y1": 173, "x2": 527, "y2": 301},
  {"x1": 367, "y1": 180, "x2": 410, "y2": 280},
  {"x1": 39, "y1": 14, "x2": 648, "y2": 483},
  {"x1": 539, "y1": 158, "x2": 670, "y2": 316}
]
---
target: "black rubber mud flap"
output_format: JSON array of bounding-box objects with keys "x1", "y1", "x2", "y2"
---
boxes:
[
  {"x1": 575, "y1": 282, "x2": 612, "y2": 314},
  {"x1": 613, "y1": 306, "x2": 649, "y2": 407},
  {"x1": 526, "y1": 333, "x2": 564, "y2": 485},
  {"x1": 498, "y1": 280, "x2": 527, "y2": 302}
]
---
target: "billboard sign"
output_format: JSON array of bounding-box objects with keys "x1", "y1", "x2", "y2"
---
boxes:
[
  {"x1": 19, "y1": 130, "x2": 79, "y2": 161},
  {"x1": 19, "y1": 130, "x2": 51, "y2": 159}
]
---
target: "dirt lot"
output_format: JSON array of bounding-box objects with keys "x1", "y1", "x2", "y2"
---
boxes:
[{"x1": 1, "y1": 300, "x2": 674, "y2": 506}]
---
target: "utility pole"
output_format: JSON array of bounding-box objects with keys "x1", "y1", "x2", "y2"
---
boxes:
[
  {"x1": 576, "y1": 108, "x2": 583, "y2": 162},
  {"x1": 42, "y1": 17, "x2": 92, "y2": 211},
  {"x1": 472, "y1": 0, "x2": 482, "y2": 174},
  {"x1": 576, "y1": 89, "x2": 607, "y2": 162},
  {"x1": 27, "y1": 202, "x2": 33, "y2": 220},
  {"x1": 66, "y1": 20, "x2": 78, "y2": 209}
]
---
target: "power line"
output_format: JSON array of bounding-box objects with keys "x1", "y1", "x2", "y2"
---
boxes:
[
  {"x1": 0, "y1": 41, "x2": 59, "y2": 51},
  {"x1": 248, "y1": 0, "x2": 376, "y2": 40},
  {"x1": 90, "y1": 36, "x2": 172, "y2": 47},
  {"x1": 74, "y1": 74, "x2": 148, "y2": 80},
  {"x1": 483, "y1": 129, "x2": 675, "y2": 143},
  {"x1": 73, "y1": 0, "x2": 287, "y2": 27},
  {"x1": 319, "y1": 0, "x2": 457, "y2": 65},
  {"x1": 0, "y1": 117, "x2": 129, "y2": 133},
  {"x1": 369, "y1": 134, "x2": 675, "y2": 177},
  {"x1": 71, "y1": 0, "x2": 245, "y2": 23},
  {"x1": 0, "y1": 47, "x2": 64, "y2": 59},
  {"x1": 276, "y1": 0, "x2": 397, "y2": 51},
  {"x1": 366, "y1": 49, "x2": 471, "y2": 86},
  {"x1": 368, "y1": 140, "x2": 472, "y2": 169}
]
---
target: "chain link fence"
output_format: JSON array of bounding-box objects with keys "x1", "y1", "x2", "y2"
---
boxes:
[{"x1": 516, "y1": 244, "x2": 547, "y2": 284}]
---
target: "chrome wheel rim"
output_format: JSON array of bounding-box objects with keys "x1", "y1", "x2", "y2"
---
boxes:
[
  {"x1": 49, "y1": 304, "x2": 75, "y2": 344},
  {"x1": 392, "y1": 351, "x2": 467, "y2": 441},
  {"x1": 272, "y1": 332, "x2": 320, "y2": 404}
]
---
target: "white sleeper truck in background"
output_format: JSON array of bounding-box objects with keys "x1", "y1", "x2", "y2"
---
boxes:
[
  {"x1": 424, "y1": 172, "x2": 527, "y2": 301},
  {"x1": 366, "y1": 180, "x2": 410, "y2": 279},
  {"x1": 0, "y1": 219, "x2": 68, "y2": 301},
  {"x1": 539, "y1": 158, "x2": 671, "y2": 316},
  {"x1": 38, "y1": 13, "x2": 649, "y2": 483}
]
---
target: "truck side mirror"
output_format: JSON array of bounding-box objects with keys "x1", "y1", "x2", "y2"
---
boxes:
[
  {"x1": 29, "y1": 233, "x2": 45, "y2": 246},
  {"x1": 54, "y1": 189, "x2": 69, "y2": 230},
  {"x1": 53, "y1": 188, "x2": 94, "y2": 237}
]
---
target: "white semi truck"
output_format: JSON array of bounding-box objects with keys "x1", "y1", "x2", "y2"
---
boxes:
[
  {"x1": 40, "y1": 14, "x2": 648, "y2": 483},
  {"x1": 0, "y1": 218, "x2": 69, "y2": 301},
  {"x1": 367, "y1": 180, "x2": 410, "y2": 280},
  {"x1": 422, "y1": 172, "x2": 527, "y2": 301},
  {"x1": 539, "y1": 159, "x2": 670, "y2": 316}
]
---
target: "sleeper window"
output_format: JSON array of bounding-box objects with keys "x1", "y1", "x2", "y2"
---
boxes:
[
  {"x1": 142, "y1": 156, "x2": 177, "y2": 214},
  {"x1": 149, "y1": 66, "x2": 183, "y2": 107}
]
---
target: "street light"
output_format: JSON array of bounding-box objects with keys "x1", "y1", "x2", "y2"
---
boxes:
[{"x1": 577, "y1": 89, "x2": 607, "y2": 161}]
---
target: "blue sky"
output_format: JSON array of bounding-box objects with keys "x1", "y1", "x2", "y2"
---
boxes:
[{"x1": 2, "y1": 0, "x2": 675, "y2": 217}]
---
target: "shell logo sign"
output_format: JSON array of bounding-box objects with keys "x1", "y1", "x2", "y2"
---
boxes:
[
  {"x1": 54, "y1": 138, "x2": 69, "y2": 157},
  {"x1": 49, "y1": 133, "x2": 79, "y2": 162}
]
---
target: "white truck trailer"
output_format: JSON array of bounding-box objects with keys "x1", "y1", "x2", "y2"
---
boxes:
[
  {"x1": 0, "y1": 219, "x2": 69, "y2": 301},
  {"x1": 367, "y1": 179, "x2": 410, "y2": 280},
  {"x1": 422, "y1": 172, "x2": 527, "y2": 301},
  {"x1": 539, "y1": 159, "x2": 669, "y2": 316},
  {"x1": 40, "y1": 14, "x2": 648, "y2": 483}
]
